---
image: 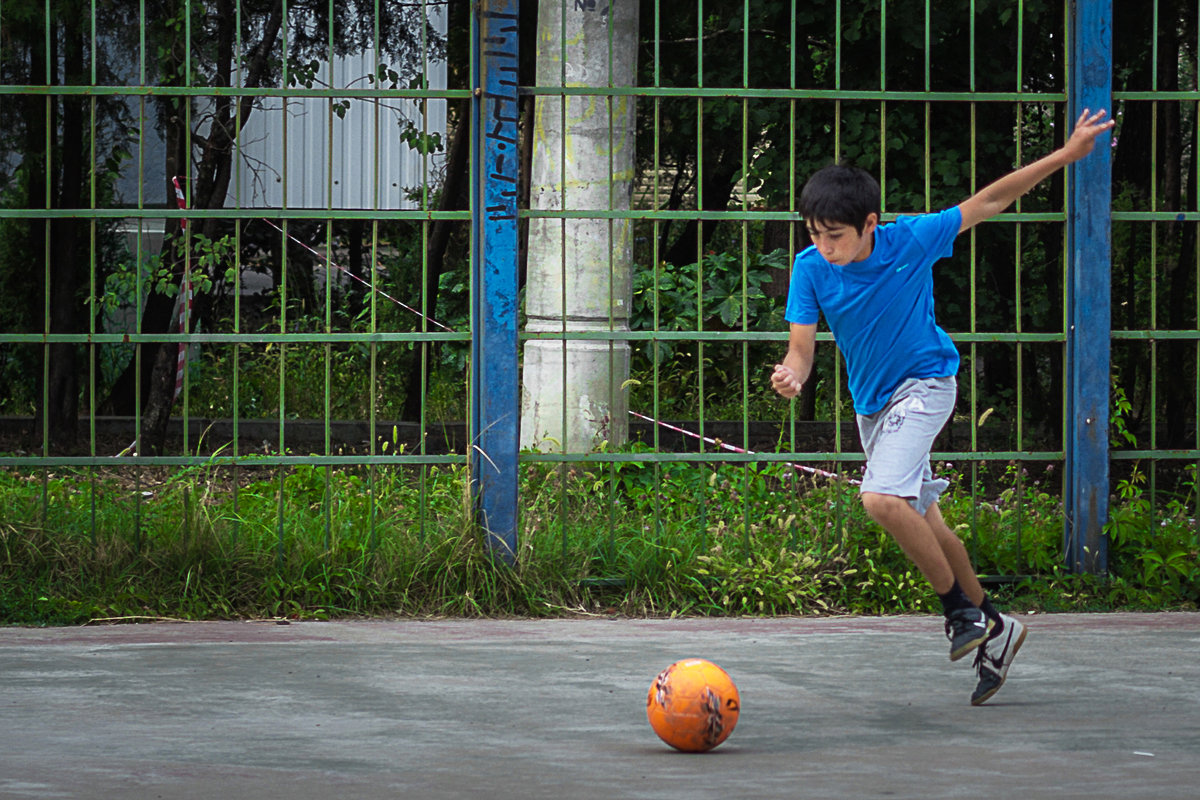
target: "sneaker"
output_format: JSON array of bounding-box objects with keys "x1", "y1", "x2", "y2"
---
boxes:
[
  {"x1": 945, "y1": 607, "x2": 994, "y2": 662},
  {"x1": 971, "y1": 614, "x2": 1028, "y2": 706}
]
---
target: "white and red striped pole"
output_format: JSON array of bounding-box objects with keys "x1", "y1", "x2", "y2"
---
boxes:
[{"x1": 171, "y1": 177, "x2": 192, "y2": 402}]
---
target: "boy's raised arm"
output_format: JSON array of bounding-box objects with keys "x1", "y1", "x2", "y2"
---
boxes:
[{"x1": 956, "y1": 108, "x2": 1116, "y2": 234}]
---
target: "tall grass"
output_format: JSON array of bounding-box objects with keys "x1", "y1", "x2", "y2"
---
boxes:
[{"x1": 1, "y1": 456, "x2": 1197, "y2": 625}]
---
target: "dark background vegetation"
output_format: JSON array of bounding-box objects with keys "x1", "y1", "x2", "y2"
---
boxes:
[{"x1": 0, "y1": 0, "x2": 1194, "y2": 459}]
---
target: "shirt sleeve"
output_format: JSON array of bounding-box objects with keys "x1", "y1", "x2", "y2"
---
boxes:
[
  {"x1": 906, "y1": 207, "x2": 961, "y2": 261},
  {"x1": 784, "y1": 251, "x2": 821, "y2": 325}
]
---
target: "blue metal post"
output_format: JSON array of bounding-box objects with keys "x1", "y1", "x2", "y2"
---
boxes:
[
  {"x1": 1065, "y1": 0, "x2": 1113, "y2": 573},
  {"x1": 471, "y1": 0, "x2": 521, "y2": 564}
]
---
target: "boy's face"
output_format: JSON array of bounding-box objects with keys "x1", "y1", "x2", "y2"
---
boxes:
[{"x1": 806, "y1": 214, "x2": 878, "y2": 266}]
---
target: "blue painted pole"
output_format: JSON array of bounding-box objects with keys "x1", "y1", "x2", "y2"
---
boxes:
[
  {"x1": 1065, "y1": 0, "x2": 1113, "y2": 574},
  {"x1": 471, "y1": 0, "x2": 521, "y2": 564}
]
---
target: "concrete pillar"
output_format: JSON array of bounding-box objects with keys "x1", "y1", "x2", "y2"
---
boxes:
[{"x1": 520, "y1": 0, "x2": 637, "y2": 452}]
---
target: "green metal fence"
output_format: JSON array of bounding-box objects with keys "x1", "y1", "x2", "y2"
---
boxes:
[
  {"x1": 0, "y1": 1, "x2": 1194, "y2": 587},
  {"x1": 0, "y1": 0, "x2": 471, "y2": 558},
  {"x1": 508, "y1": 0, "x2": 1118, "y2": 580}
]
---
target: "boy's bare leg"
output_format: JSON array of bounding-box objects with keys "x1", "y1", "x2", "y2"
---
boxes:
[
  {"x1": 923, "y1": 502, "x2": 986, "y2": 607},
  {"x1": 862, "y1": 491, "x2": 995, "y2": 662},
  {"x1": 860, "y1": 492, "x2": 955, "y2": 593}
]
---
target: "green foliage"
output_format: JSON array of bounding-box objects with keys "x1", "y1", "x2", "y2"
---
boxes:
[
  {"x1": 3, "y1": 449, "x2": 1194, "y2": 625},
  {"x1": 1105, "y1": 464, "x2": 1200, "y2": 608},
  {"x1": 629, "y1": 249, "x2": 787, "y2": 417},
  {"x1": 98, "y1": 234, "x2": 237, "y2": 317},
  {"x1": 941, "y1": 462, "x2": 1063, "y2": 577},
  {"x1": 177, "y1": 214, "x2": 471, "y2": 422},
  {"x1": 1110, "y1": 379, "x2": 1138, "y2": 448},
  {"x1": 632, "y1": 250, "x2": 786, "y2": 342}
]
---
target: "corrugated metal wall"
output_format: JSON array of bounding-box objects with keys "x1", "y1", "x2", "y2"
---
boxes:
[{"x1": 229, "y1": 43, "x2": 448, "y2": 210}]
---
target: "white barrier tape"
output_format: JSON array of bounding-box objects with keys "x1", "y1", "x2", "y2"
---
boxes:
[
  {"x1": 628, "y1": 410, "x2": 858, "y2": 485},
  {"x1": 258, "y1": 219, "x2": 456, "y2": 333}
]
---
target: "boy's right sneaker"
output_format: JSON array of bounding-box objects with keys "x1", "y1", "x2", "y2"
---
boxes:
[
  {"x1": 945, "y1": 607, "x2": 993, "y2": 661},
  {"x1": 971, "y1": 614, "x2": 1027, "y2": 706}
]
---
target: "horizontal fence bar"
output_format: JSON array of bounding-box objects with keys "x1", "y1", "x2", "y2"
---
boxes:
[
  {"x1": 516, "y1": 331, "x2": 1065, "y2": 342},
  {"x1": 0, "y1": 451, "x2": 1065, "y2": 469},
  {"x1": 1112, "y1": 212, "x2": 1200, "y2": 221},
  {"x1": 0, "y1": 209, "x2": 472, "y2": 220},
  {"x1": 0, "y1": 85, "x2": 471, "y2": 100},
  {"x1": 521, "y1": 210, "x2": 1066, "y2": 222},
  {"x1": 0, "y1": 331, "x2": 1066, "y2": 345},
  {"x1": 0, "y1": 333, "x2": 468, "y2": 344},
  {"x1": 0, "y1": 84, "x2": 1065, "y2": 103},
  {"x1": 1114, "y1": 91, "x2": 1200, "y2": 100},
  {"x1": 1110, "y1": 330, "x2": 1200, "y2": 340},
  {"x1": 0, "y1": 208, "x2": 1066, "y2": 222},
  {"x1": 521, "y1": 87, "x2": 1065, "y2": 102},
  {"x1": 0, "y1": 455, "x2": 467, "y2": 468},
  {"x1": 1110, "y1": 450, "x2": 1200, "y2": 460},
  {"x1": 517, "y1": 451, "x2": 1063, "y2": 464}
]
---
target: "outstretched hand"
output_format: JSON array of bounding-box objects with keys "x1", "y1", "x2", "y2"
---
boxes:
[
  {"x1": 1062, "y1": 108, "x2": 1116, "y2": 163},
  {"x1": 957, "y1": 108, "x2": 1116, "y2": 233}
]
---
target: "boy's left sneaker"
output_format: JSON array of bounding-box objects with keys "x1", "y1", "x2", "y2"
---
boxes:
[
  {"x1": 945, "y1": 607, "x2": 993, "y2": 661},
  {"x1": 971, "y1": 614, "x2": 1027, "y2": 706}
]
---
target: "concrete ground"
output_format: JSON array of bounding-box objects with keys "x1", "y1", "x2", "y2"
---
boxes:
[{"x1": 1, "y1": 613, "x2": 1198, "y2": 799}]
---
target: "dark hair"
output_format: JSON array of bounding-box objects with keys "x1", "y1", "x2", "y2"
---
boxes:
[{"x1": 798, "y1": 163, "x2": 882, "y2": 234}]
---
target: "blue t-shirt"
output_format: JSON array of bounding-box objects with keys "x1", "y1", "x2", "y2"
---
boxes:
[{"x1": 785, "y1": 207, "x2": 962, "y2": 415}]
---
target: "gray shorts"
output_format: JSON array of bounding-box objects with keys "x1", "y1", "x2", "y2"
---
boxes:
[{"x1": 856, "y1": 376, "x2": 956, "y2": 515}]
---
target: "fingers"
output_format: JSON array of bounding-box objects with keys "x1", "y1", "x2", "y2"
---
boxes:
[
  {"x1": 1065, "y1": 109, "x2": 1115, "y2": 161},
  {"x1": 771, "y1": 365, "x2": 800, "y2": 397},
  {"x1": 1075, "y1": 108, "x2": 1116, "y2": 133}
]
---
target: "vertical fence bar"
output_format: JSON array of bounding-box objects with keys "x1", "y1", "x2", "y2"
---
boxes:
[
  {"x1": 1065, "y1": 0, "x2": 1113, "y2": 573},
  {"x1": 471, "y1": 0, "x2": 520, "y2": 563}
]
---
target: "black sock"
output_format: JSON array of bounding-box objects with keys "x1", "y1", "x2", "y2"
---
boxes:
[
  {"x1": 937, "y1": 580, "x2": 975, "y2": 616},
  {"x1": 979, "y1": 596, "x2": 1004, "y2": 635}
]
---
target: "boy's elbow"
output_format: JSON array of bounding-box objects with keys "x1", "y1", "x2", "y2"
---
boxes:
[
  {"x1": 957, "y1": 204, "x2": 982, "y2": 233},
  {"x1": 958, "y1": 198, "x2": 1002, "y2": 232}
]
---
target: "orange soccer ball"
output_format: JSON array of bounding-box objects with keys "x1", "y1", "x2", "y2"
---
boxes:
[{"x1": 646, "y1": 658, "x2": 741, "y2": 752}]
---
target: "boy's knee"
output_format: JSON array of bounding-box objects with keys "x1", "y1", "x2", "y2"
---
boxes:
[{"x1": 861, "y1": 491, "x2": 910, "y2": 523}]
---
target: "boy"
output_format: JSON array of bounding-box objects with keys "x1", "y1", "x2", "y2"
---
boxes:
[{"x1": 771, "y1": 109, "x2": 1115, "y2": 705}]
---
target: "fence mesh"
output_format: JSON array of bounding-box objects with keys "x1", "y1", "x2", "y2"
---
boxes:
[{"x1": 0, "y1": 1, "x2": 1194, "y2": 588}]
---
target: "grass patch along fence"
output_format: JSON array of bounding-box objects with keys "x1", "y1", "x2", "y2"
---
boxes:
[{"x1": 2, "y1": 457, "x2": 1196, "y2": 626}]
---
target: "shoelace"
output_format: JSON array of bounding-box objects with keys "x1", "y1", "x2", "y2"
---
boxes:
[{"x1": 973, "y1": 632, "x2": 1001, "y2": 673}]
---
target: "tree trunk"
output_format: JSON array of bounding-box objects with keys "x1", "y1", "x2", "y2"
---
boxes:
[
  {"x1": 402, "y1": 99, "x2": 470, "y2": 421},
  {"x1": 661, "y1": 137, "x2": 741, "y2": 267},
  {"x1": 139, "y1": 79, "x2": 192, "y2": 455},
  {"x1": 26, "y1": 21, "x2": 51, "y2": 446},
  {"x1": 44, "y1": 16, "x2": 87, "y2": 450},
  {"x1": 1156, "y1": 2, "x2": 1189, "y2": 447}
]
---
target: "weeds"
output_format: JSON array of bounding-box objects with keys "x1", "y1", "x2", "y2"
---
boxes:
[{"x1": 1, "y1": 454, "x2": 1196, "y2": 625}]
